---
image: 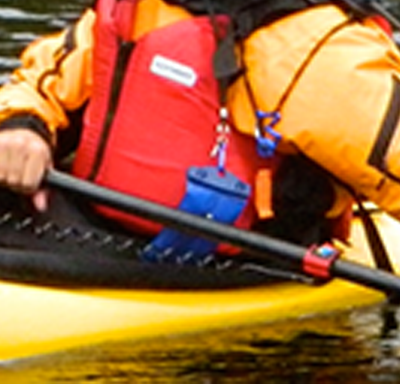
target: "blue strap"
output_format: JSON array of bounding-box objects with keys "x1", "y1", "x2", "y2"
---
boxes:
[{"x1": 256, "y1": 111, "x2": 282, "y2": 158}]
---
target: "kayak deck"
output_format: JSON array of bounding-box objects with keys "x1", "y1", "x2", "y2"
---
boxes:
[
  {"x1": 0, "y1": 210, "x2": 398, "y2": 361},
  {"x1": 0, "y1": 277, "x2": 380, "y2": 361}
]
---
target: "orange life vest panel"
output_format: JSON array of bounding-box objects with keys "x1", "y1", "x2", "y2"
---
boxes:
[{"x1": 72, "y1": 0, "x2": 266, "y2": 234}]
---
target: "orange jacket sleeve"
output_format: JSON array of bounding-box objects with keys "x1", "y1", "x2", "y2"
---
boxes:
[{"x1": 0, "y1": 9, "x2": 96, "y2": 145}]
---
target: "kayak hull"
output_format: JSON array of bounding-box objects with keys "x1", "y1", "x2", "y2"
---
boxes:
[{"x1": 0, "y1": 211, "x2": 398, "y2": 361}]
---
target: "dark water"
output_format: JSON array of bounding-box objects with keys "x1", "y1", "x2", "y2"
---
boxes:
[
  {"x1": 0, "y1": 305, "x2": 400, "y2": 383},
  {"x1": 1, "y1": 0, "x2": 400, "y2": 382}
]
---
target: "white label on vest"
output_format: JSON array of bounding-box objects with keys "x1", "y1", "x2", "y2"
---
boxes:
[{"x1": 150, "y1": 55, "x2": 197, "y2": 87}]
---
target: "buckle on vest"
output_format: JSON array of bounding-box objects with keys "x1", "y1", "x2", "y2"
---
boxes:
[{"x1": 255, "y1": 110, "x2": 282, "y2": 158}]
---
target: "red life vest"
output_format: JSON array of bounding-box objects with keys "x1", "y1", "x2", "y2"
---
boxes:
[{"x1": 72, "y1": 0, "x2": 266, "y2": 234}]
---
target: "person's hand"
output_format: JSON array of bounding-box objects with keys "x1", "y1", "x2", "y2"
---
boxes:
[{"x1": 0, "y1": 128, "x2": 52, "y2": 211}]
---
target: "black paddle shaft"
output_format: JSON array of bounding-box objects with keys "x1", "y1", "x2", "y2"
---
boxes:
[{"x1": 45, "y1": 169, "x2": 400, "y2": 296}]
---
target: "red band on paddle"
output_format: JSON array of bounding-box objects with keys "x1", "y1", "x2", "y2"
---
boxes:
[
  {"x1": 303, "y1": 243, "x2": 340, "y2": 279},
  {"x1": 369, "y1": 15, "x2": 392, "y2": 36}
]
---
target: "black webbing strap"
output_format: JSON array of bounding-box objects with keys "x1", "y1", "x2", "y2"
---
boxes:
[
  {"x1": 368, "y1": 77, "x2": 400, "y2": 184},
  {"x1": 355, "y1": 197, "x2": 394, "y2": 273},
  {"x1": 354, "y1": 196, "x2": 400, "y2": 303},
  {"x1": 204, "y1": 0, "x2": 242, "y2": 105}
]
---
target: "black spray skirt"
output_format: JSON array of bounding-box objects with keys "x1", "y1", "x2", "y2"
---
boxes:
[{"x1": 0, "y1": 188, "x2": 314, "y2": 290}]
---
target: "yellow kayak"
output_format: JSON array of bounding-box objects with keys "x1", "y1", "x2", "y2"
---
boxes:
[{"x1": 0, "y1": 207, "x2": 399, "y2": 362}]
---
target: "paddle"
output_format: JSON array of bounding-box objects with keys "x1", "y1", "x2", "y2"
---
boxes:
[{"x1": 45, "y1": 169, "x2": 400, "y2": 297}]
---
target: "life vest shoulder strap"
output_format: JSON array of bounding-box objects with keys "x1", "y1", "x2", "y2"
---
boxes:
[{"x1": 95, "y1": 0, "x2": 195, "y2": 42}]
